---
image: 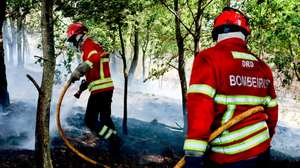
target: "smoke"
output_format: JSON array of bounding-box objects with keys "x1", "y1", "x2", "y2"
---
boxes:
[
  {"x1": 110, "y1": 52, "x2": 183, "y2": 100},
  {"x1": 0, "y1": 29, "x2": 185, "y2": 150}
]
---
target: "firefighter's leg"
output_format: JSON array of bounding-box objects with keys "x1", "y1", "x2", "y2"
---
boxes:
[
  {"x1": 98, "y1": 91, "x2": 122, "y2": 158},
  {"x1": 84, "y1": 93, "x2": 101, "y2": 133}
]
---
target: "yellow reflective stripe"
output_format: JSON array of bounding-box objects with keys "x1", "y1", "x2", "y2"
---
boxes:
[
  {"x1": 232, "y1": 51, "x2": 257, "y2": 61},
  {"x1": 188, "y1": 84, "x2": 216, "y2": 98},
  {"x1": 267, "y1": 98, "x2": 277, "y2": 108},
  {"x1": 211, "y1": 129, "x2": 270, "y2": 155},
  {"x1": 214, "y1": 95, "x2": 272, "y2": 106},
  {"x1": 88, "y1": 78, "x2": 113, "y2": 90},
  {"x1": 84, "y1": 60, "x2": 93, "y2": 68},
  {"x1": 222, "y1": 105, "x2": 236, "y2": 125},
  {"x1": 89, "y1": 82, "x2": 114, "y2": 92},
  {"x1": 88, "y1": 50, "x2": 98, "y2": 58},
  {"x1": 100, "y1": 58, "x2": 109, "y2": 79},
  {"x1": 99, "y1": 125, "x2": 108, "y2": 136},
  {"x1": 211, "y1": 121, "x2": 268, "y2": 145},
  {"x1": 100, "y1": 62, "x2": 104, "y2": 80},
  {"x1": 104, "y1": 129, "x2": 114, "y2": 139},
  {"x1": 184, "y1": 139, "x2": 208, "y2": 152},
  {"x1": 214, "y1": 94, "x2": 277, "y2": 107},
  {"x1": 102, "y1": 58, "x2": 109, "y2": 62}
]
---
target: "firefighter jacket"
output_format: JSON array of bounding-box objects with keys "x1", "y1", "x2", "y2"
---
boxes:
[
  {"x1": 184, "y1": 37, "x2": 278, "y2": 164},
  {"x1": 80, "y1": 37, "x2": 114, "y2": 94}
]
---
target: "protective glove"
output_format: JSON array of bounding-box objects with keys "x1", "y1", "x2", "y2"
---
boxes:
[
  {"x1": 74, "y1": 80, "x2": 88, "y2": 98},
  {"x1": 69, "y1": 69, "x2": 81, "y2": 83},
  {"x1": 185, "y1": 156, "x2": 205, "y2": 168},
  {"x1": 69, "y1": 62, "x2": 91, "y2": 83},
  {"x1": 79, "y1": 79, "x2": 88, "y2": 91}
]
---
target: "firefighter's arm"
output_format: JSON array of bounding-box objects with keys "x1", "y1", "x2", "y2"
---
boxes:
[
  {"x1": 69, "y1": 49, "x2": 100, "y2": 83},
  {"x1": 184, "y1": 53, "x2": 216, "y2": 164},
  {"x1": 265, "y1": 74, "x2": 278, "y2": 138},
  {"x1": 69, "y1": 62, "x2": 92, "y2": 83}
]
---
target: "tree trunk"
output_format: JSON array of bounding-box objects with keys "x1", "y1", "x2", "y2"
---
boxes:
[
  {"x1": 293, "y1": 62, "x2": 300, "y2": 81},
  {"x1": 35, "y1": 0, "x2": 55, "y2": 167},
  {"x1": 142, "y1": 48, "x2": 146, "y2": 80},
  {"x1": 141, "y1": 28, "x2": 150, "y2": 81},
  {"x1": 0, "y1": 0, "x2": 10, "y2": 109},
  {"x1": 118, "y1": 23, "x2": 128, "y2": 135},
  {"x1": 174, "y1": 0, "x2": 188, "y2": 131},
  {"x1": 3, "y1": 20, "x2": 8, "y2": 63},
  {"x1": 8, "y1": 18, "x2": 16, "y2": 65},
  {"x1": 22, "y1": 22, "x2": 27, "y2": 65},
  {"x1": 17, "y1": 16, "x2": 23, "y2": 67},
  {"x1": 193, "y1": 1, "x2": 204, "y2": 55},
  {"x1": 128, "y1": 24, "x2": 139, "y2": 80}
]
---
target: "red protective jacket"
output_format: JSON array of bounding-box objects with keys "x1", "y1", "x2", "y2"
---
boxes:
[
  {"x1": 81, "y1": 38, "x2": 114, "y2": 94},
  {"x1": 184, "y1": 38, "x2": 278, "y2": 164}
]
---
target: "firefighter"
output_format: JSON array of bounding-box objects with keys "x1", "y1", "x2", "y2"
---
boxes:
[
  {"x1": 184, "y1": 7, "x2": 278, "y2": 168},
  {"x1": 66, "y1": 22, "x2": 121, "y2": 158}
]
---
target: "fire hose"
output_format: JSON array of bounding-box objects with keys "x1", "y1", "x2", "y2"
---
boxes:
[
  {"x1": 174, "y1": 106, "x2": 265, "y2": 168},
  {"x1": 55, "y1": 80, "x2": 110, "y2": 168}
]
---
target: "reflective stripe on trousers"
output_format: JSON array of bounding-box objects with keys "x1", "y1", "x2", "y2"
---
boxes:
[{"x1": 98, "y1": 125, "x2": 117, "y2": 139}]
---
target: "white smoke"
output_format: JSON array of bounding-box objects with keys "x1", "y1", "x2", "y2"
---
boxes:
[{"x1": 1, "y1": 28, "x2": 184, "y2": 150}]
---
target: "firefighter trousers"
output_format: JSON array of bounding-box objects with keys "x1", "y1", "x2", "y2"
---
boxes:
[{"x1": 84, "y1": 90, "x2": 116, "y2": 139}]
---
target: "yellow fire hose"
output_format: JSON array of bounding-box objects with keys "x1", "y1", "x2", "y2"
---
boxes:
[
  {"x1": 174, "y1": 106, "x2": 265, "y2": 168},
  {"x1": 56, "y1": 80, "x2": 110, "y2": 168}
]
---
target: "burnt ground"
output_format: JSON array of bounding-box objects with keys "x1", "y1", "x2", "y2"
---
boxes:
[{"x1": 0, "y1": 103, "x2": 300, "y2": 168}]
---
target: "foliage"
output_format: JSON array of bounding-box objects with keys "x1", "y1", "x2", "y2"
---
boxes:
[
  {"x1": 5, "y1": 0, "x2": 300, "y2": 86},
  {"x1": 246, "y1": 0, "x2": 300, "y2": 86}
]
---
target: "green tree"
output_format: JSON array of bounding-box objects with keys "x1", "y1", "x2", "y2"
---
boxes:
[
  {"x1": 246, "y1": 0, "x2": 300, "y2": 86},
  {"x1": 6, "y1": 0, "x2": 37, "y2": 67}
]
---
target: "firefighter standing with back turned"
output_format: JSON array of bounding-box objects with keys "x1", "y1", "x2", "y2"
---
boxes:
[
  {"x1": 66, "y1": 22, "x2": 121, "y2": 159},
  {"x1": 184, "y1": 7, "x2": 278, "y2": 168}
]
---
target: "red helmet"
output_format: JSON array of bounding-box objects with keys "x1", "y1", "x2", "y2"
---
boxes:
[
  {"x1": 66, "y1": 22, "x2": 88, "y2": 41},
  {"x1": 212, "y1": 7, "x2": 250, "y2": 41}
]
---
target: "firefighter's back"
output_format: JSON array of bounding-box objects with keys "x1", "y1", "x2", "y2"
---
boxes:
[{"x1": 204, "y1": 38, "x2": 277, "y2": 164}]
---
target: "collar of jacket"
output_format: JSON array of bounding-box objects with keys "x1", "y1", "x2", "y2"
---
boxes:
[
  {"x1": 216, "y1": 34, "x2": 247, "y2": 49},
  {"x1": 217, "y1": 32, "x2": 246, "y2": 43}
]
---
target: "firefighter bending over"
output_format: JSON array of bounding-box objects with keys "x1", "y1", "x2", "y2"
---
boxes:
[{"x1": 184, "y1": 7, "x2": 278, "y2": 168}]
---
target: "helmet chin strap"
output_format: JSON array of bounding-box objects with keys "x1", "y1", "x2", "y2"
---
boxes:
[
  {"x1": 217, "y1": 32, "x2": 246, "y2": 43},
  {"x1": 75, "y1": 34, "x2": 87, "y2": 50}
]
